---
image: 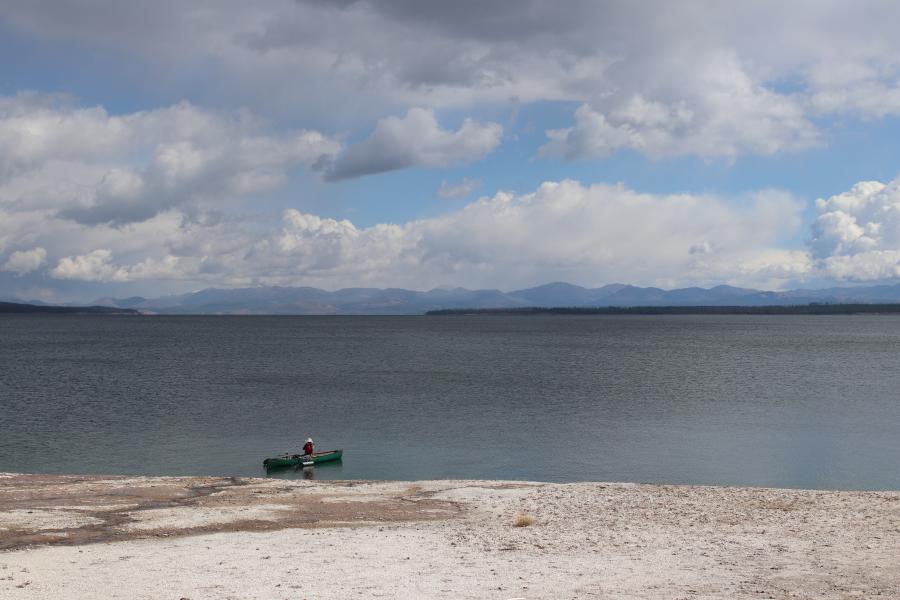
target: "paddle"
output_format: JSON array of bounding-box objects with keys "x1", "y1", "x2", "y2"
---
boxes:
[
  {"x1": 299, "y1": 450, "x2": 314, "y2": 467},
  {"x1": 278, "y1": 451, "x2": 314, "y2": 467}
]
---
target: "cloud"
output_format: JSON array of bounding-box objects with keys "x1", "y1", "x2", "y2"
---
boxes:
[
  {"x1": 540, "y1": 52, "x2": 820, "y2": 160},
  {"x1": 809, "y1": 178, "x2": 900, "y2": 280},
  {"x1": 0, "y1": 94, "x2": 340, "y2": 224},
  {"x1": 1, "y1": 247, "x2": 46, "y2": 274},
  {"x1": 324, "y1": 108, "x2": 501, "y2": 180},
  {"x1": 50, "y1": 249, "x2": 130, "y2": 282},
  {"x1": 437, "y1": 177, "x2": 481, "y2": 199},
  {"x1": 19, "y1": 179, "x2": 805, "y2": 291},
  {"x1": 4, "y1": 2, "x2": 900, "y2": 161},
  {"x1": 37, "y1": 175, "x2": 900, "y2": 291}
]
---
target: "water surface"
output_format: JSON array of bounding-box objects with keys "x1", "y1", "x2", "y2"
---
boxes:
[{"x1": 2, "y1": 314, "x2": 899, "y2": 489}]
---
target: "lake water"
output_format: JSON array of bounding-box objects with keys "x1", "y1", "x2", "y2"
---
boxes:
[{"x1": 1, "y1": 314, "x2": 899, "y2": 490}]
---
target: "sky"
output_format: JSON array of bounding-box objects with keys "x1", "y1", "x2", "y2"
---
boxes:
[{"x1": 3, "y1": 1, "x2": 900, "y2": 302}]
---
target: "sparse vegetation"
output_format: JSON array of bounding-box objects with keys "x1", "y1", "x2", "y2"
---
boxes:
[{"x1": 514, "y1": 512, "x2": 535, "y2": 527}]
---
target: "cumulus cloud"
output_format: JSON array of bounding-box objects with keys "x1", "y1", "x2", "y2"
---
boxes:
[
  {"x1": 437, "y1": 177, "x2": 481, "y2": 199},
  {"x1": 50, "y1": 249, "x2": 130, "y2": 282},
  {"x1": 6, "y1": 3, "x2": 900, "y2": 293},
  {"x1": 0, "y1": 94, "x2": 340, "y2": 224},
  {"x1": 324, "y1": 108, "x2": 501, "y2": 181},
  {"x1": 15, "y1": 180, "x2": 805, "y2": 291},
  {"x1": 1, "y1": 247, "x2": 46, "y2": 274},
  {"x1": 809, "y1": 178, "x2": 900, "y2": 280},
  {"x1": 4, "y1": 2, "x2": 900, "y2": 160},
  {"x1": 541, "y1": 53, "x2": 820, "y2": 160},
  {"x1": 44, "y1": 175, "x2": 900, "y2": 292}
]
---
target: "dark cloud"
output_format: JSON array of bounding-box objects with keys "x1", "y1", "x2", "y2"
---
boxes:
[
  {"x1": 5, "y1": 1, "x2": 900, "y2": 128},
  {"x1": 325, "y1": 108, "x2": 502, "y2": 181}
]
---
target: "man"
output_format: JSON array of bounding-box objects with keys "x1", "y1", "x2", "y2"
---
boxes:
[{"x1": 302, "y1": 438, "x2": 314, "y2": 458}]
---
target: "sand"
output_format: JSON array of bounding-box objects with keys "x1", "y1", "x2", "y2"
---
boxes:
[{"x1": 1, "y1": 473, "x2": 899, "y2": 599}]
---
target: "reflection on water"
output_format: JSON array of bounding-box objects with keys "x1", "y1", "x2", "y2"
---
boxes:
[{"x1": 265, "y1": 460, "x2": 344, "y2": 480}]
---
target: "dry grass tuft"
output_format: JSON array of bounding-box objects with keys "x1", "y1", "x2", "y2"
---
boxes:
[{"x1": 513, "y1": 512, "x2": 536, "y2": 527}]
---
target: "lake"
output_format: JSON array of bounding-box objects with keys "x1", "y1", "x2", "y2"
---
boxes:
[{"x1": 1, "y1": 314, "x2": 899, "y2": 489}]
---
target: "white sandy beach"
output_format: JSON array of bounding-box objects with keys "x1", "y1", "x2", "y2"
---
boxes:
[{"x1": 1, "y1": 473, "x2": 899, "y2": 599}]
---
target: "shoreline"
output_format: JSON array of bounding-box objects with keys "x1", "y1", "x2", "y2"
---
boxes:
[{"x1": 2, "y1": 473, "x2": 899, "y2": 599}]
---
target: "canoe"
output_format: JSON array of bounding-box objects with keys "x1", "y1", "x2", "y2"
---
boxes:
[{"x1": 263, "y1": 449, "x2": 343, "y2": 469}]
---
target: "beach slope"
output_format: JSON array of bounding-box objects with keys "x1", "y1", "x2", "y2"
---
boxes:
[{"x1": 1, "y1": 473, "x2": 898, "y2": 599}]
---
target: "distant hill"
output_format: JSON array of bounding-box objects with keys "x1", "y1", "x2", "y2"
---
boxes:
[
  {"x1": 77, "y1": 281, "x2": 900, "y2": 314},
  {"x1": 90, "y1": 296, "x2": 147, "y2": 309},
  {"x1": 0, "y1": 302, "x2": 139, "y2": 315}
]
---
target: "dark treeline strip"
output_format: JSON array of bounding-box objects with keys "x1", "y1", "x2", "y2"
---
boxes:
[
  {"x1": 426, "y1": 304, "x2": 900, "y2": 316},
  {"x1": 0, "y1": 302, "x2": 139, "y2": 315}
]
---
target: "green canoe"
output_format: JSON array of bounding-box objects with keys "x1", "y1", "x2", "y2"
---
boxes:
[{"x1": 263, "y1": 449, "x2": 343, "y2": 469}]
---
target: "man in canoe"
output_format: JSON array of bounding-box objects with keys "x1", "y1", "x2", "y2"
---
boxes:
[{"x1": 302, "y1": 438, "x2": 314, "y2": 459}]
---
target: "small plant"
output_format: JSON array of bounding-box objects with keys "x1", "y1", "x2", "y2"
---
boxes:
[{"x1": 513, "y1": 512, "x2": 535, "y2": 527}]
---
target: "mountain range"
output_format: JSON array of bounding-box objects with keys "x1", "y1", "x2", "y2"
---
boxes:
[{"x1": 6, "y1": 281, "x2": 900, "y2": 314}]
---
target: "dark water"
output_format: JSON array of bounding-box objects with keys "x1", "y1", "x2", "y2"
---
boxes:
[{"x1": 1, "y1": 314, "x2": 899, "y2": 489}]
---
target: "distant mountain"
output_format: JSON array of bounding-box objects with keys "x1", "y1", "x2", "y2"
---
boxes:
[
  {"x1": 118, "y1": 285, "x2": 524, "y2": 315},
  {"x1": 508, "y1": 282, "x2": 631, "y2": 306},
  {"x1": 0, "y1": 301, "x2": 139, "y2": 315},
  {"x1": 508, "y1": 281, "x2": 597, "y2": 306},
  {"x1": 90, "y1": 296, "x2": 146, "y2": 309},
  {"x1": 81, "y1": 281, "x2": 900, "y2": 314}
]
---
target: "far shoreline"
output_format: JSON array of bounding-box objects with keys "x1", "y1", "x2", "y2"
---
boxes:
[
  {"x1": 426, "y1": 303, "x2": 900, "y2": 316},
  {"x1": 8, "y1": 299, "x2": 900, "y2": 316}
]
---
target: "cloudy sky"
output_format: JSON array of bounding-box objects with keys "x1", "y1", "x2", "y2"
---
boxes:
[{"x1": 3, "y1": 1, "x2": 900, "y2": 301}]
